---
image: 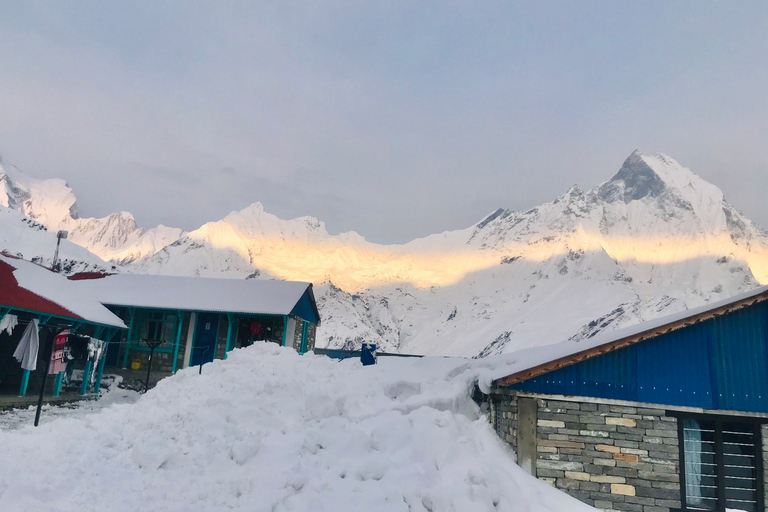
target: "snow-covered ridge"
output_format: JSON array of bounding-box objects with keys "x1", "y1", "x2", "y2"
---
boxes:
[
  {"x1": 0, "y1": 160, "x2": 185, "y2": 264},
  {"x1": 2, "y1": 151, "x2": 767, "y2": 357}
]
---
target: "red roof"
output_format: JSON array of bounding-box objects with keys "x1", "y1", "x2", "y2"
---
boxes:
[
  {"x1": 0, "y1": 259, "x2": 86, "y2": 320},
  {"x1": 67, "y1": 271, "x2": 113, "y2": 281}
]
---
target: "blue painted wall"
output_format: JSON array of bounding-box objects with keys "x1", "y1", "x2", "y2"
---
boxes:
[
  {"x1": 510, "y1": 301, "x2": 768, "y2": 413},
  {"x1": 290, "y1": 290, "x2": 319, "y2": 324}
]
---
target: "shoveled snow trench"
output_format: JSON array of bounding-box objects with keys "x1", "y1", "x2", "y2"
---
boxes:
[{"x1": 0, "y1": 344, "x2": 592, "y2": 512}]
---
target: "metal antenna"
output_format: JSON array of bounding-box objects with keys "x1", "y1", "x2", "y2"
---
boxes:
[{"x1": 51, "y1": 230, "x2": 68, "y2": 272}]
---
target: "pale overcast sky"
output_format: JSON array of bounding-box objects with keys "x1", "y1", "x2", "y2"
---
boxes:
[{"x1": 0, "y1": 1, "x2": 766, "y2": 243}]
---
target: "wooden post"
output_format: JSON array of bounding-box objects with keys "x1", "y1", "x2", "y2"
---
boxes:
[
  {"x1": 182, "y1": 312, "x2": 197, "y2": 369},
  {"x1": 19, "y1": 370, "x2": 30, "y2": 396},
  {"x1": 172, "y1": 311, "x2": 184, "y2": 373},
  {"x1": 52, "y1": 372, "x2": 64, "y2": 397},
  {"x1": 224, "y1": 314, "x2": 235, "y2": 359},
  {"x1": 122, "y1": 308, "x2": 136, "y2": 369},
  {"x1": 80, "y1": 360, "x2": 93, "y2": 395}
]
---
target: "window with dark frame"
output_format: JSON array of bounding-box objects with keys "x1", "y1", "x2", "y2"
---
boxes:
[
  {"x1": 141, "y1": 311, "x2": 176, "y2": 343},
  {"x1": 678, "y1": 415, "x2": 764, "y2": 512}
]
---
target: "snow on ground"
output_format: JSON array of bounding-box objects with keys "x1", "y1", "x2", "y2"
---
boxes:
[
  {"x1": 0, "y1": 385, "x2": 139, "y2": 431},
  {"x1": 0, "y1": 343, "x2": 593, "y2": 512}
]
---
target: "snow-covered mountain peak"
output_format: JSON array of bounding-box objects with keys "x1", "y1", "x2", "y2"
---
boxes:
[
  {"x1": 218, "y1": 202, "x2": 330, "y2": 241},
  {"x1": 0, "y1": 159, "x2": 184, "y2": 264},
  {"x1": 0, "y1": 159, "x2": 79, "y2": 227},
  {"x1": 597, "y1": 151, "x2": 724, "y2": 215},
  {"x1": 3, "y1": 149, "x2": 768, "y2": 358}
]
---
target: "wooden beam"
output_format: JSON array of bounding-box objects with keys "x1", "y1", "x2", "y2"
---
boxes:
[
  {"x1": 80, "y1": 360, "x2": 93, "y2": 395},
  {"x1": 122, "y1": 308, "x2": 136, "y2": 369},
  {"x1": 498, "y1": 292, "x2": 768, "y2": 387},
  {"x1": 224, "y1": 313, "x2": 235, "y2": 359},
  {"x1": 172, "y1": 311, "x2": 184, "y2": 373}
]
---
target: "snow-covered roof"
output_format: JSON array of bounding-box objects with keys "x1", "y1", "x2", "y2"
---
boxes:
[
  {"x1": 0, "y1": 254, "x2": 127, "y2": 329},
  {"x1": 69, "y1": 273, "x2": 316, "y2": 318},
  {"x1": 487, "y1": 283, "x2": 768, "y2": 387}
]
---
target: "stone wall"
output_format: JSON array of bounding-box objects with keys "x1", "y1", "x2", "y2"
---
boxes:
[
  {"x1": 491, "y1": 387, "x2": 518, "y2": 451},
  {"x1": 491, "y1": 390, "x2": 682, "y2": 512},
  {"x1": 307, "y1": 323, "x2": 317, "y2": 352},
  {"x1": 763, "y1": 424, "x2": 768, "y2": 511},
  {"x1": 292, "y1": 317, "x2": 303, "y2": 351}
]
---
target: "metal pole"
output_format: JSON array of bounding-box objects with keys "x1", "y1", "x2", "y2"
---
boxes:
[
  {"x1": 144, "y1": 345, "x2": 154, "y2": 394},
  {"x1": 51, "y1": 230, "x2": 68, "y2": 272},
  {"x1": 122, "y1": 308, "x2": 136, "y2": 369},
  {"x1": 141, "y1": 338, "x2": 163, "y2": 393},
  {"x1": 198, "y1": 346, "x2": 210, "y2": 375},
  {"x1": 34, "y1": 328, "x2": 54, "y2": 427}
]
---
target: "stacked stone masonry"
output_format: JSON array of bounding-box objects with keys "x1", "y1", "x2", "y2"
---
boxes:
[
  {"x1": 492, "y1": 390, "x2": 683, "y2": 512},
  {"x1": 763, "y1": 424, "x2": 768, "y2": 511},
  {"x1": 491, "y1": 388, "x2": 518, "y2": 451}
]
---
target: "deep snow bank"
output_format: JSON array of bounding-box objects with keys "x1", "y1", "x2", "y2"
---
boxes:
[{"x1": 0, "y1": 344, "x2": 593, "y2": 512}]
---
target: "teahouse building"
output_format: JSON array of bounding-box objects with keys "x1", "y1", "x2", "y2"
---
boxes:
[
  {"x1": 68, "y1": 273, "x2": 320, "y2": 374},
  {"x1": 0, "y1": 254, "x2": 127, "y2": 397},
  {"x1": 483, "y1": 285, "x2": 768, "y2": 512}
]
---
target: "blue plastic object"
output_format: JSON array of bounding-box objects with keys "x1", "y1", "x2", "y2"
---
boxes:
[{"x1": 361, "y1": 343, "x2": 377, "y2": 366}]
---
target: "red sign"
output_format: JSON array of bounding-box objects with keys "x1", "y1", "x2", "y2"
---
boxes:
[{"x1": 49, "y1": 329, "x2": 69, "y2": 374}]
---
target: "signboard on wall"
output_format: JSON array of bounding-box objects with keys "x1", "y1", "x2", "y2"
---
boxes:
[{"x1": 48, "y1": 329, "x2": 69, "y2": 374}]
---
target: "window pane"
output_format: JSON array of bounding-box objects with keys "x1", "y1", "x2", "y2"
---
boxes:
[
  {"x1": 684, "y1": 419, "x2": 718, "y2": 511},
  {"x1": 722, "y1": 422, "x2": 757, "y2": 512}
]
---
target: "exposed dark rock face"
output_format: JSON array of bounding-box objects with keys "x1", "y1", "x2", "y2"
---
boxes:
[{"x1": 599, "y1": 150, "x2": 667, "y2": 203}]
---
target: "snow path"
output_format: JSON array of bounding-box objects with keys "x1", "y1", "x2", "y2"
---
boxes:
[
  {"x1": 0, "y1": 386, "x2": 139, "y2": 431},
  {"x1": 0, "y1": 344, "x2": 592, "y2": 512}
]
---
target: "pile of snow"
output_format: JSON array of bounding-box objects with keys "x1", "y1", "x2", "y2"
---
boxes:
[{"x1": 0, "y1": 344, "x2": 591, "y2": 512}]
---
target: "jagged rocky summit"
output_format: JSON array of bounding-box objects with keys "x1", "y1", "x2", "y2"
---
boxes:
[{"x1": 1, "y1": 151, "x2": 766, "y2": 357}]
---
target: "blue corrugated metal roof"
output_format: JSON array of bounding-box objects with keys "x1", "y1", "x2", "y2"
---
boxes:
[
  {"x1": 290, "y1": 289, "x2": 320, "y2": 324},
  {"x1": 510, "y1": 301, "x2": 768, "y2": 413}
]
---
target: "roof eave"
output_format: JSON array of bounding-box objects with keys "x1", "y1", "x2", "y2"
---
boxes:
[
  {"x1": 306, "y1": 283, "x2": 321, "y2": 326},
  {"x1": 495, "y1": 289, "x2": 768, "y2": 388},
  {"x1": 0, "y1": 303, "x2": 127, "y2": 330}
]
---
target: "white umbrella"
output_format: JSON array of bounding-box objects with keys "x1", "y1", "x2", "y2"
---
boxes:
[{"x1": 13, "y1": 319, "x2": 39, "y2": 371}]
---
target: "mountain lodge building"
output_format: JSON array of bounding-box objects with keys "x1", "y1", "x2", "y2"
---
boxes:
[
  {"x1": 483, "y1": 285, "x2": 768, "y2": 512},
  {"x1": 68, "y1": 273, "x2": 320, "y2": 375},
  {"x1": 0, "y1": 256, "x2": 320, "y2": 400}
]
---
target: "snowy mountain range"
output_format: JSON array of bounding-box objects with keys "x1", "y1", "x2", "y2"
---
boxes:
[{"x1": 2, "y1": 150, "x2": 767, "y2": 357}]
